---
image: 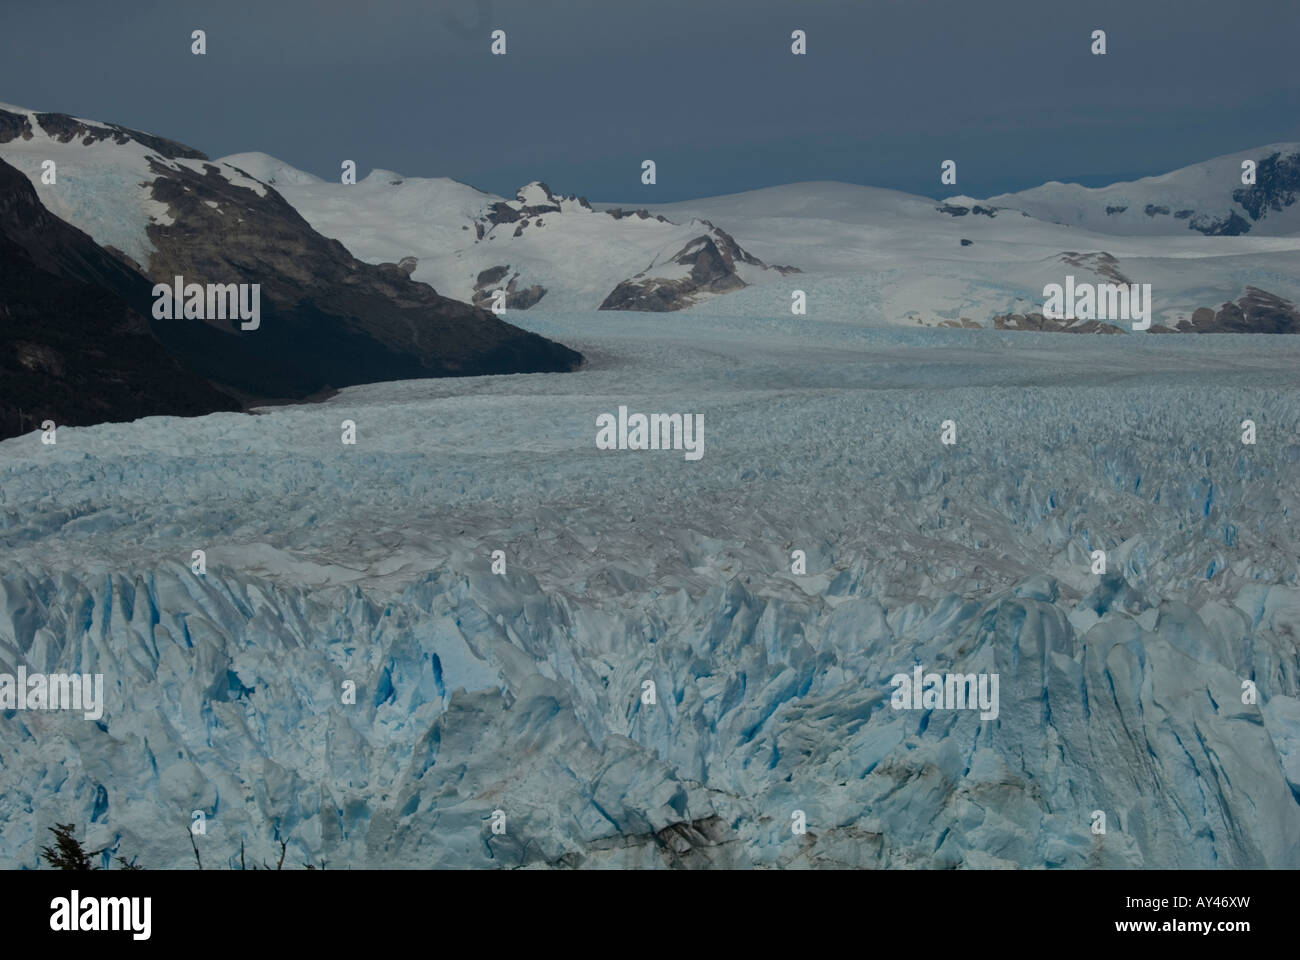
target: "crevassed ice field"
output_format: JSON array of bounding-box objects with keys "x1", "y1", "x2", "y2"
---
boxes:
[{"x1": 2, "y1": 310, "x2": 1299, "y2": 869}]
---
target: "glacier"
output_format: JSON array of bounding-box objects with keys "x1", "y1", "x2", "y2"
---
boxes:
[{"x1": 2, "y1": 310, "x2": 1299, "y2": 869}]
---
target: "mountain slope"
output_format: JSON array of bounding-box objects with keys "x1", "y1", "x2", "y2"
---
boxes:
[
  {"x1": 0, "y1": 158, "x2": 240, "y2": 440},
  {"x1": 0, "y1": 103, "x2": 583, "y2": 401},
  {"x1": 983, "y1": 144, "x2": 1300, "y2": 237},
  {"x1": 216, "y1": 158, "x2": 794, "y2": 313},
  {"x1": 633, "y1": 175, "x2": 1300, "y2": 332},
  {"x1": 214, "y1": 145, "x2": 1300, "y2": 331}
]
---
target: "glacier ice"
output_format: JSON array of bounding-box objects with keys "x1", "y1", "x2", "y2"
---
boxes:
[{"x1": 1, "y1": 312, "x2": 1298, "y2": 868}]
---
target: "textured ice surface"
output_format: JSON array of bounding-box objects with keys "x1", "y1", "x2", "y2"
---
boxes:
[{"x1": 1, "y1": 312, "x2": 1298, "y2": 868}]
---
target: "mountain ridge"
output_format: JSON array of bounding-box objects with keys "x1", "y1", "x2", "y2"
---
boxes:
[{"x1": 0, "y1": 102, "x2": 586, "y2": 410}]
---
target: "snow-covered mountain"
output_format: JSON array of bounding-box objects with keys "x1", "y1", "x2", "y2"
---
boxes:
[
  {"x1": 219, "y1": 154, "x2": 794, "y2": 313},
  {"x1": 0, "y1": 157, "x2": 239, "y2": 439},
  {"x1": 4, "y1": 103, "x2": 1300, "y2": 872},
  {"x1": 0, "y1": 102, "x2": 583, "y2": 404},
  {"x1": 984, "y1": 144, "x2": 1300, "y2": 237},
  {"x1": 631, "y1": 176, "x2": 1300, "y2": 332},
  {"x1": 225, "y1": 147, "x2": 1300, "y2": 333}
]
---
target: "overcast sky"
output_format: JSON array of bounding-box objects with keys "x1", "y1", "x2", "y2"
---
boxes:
[{"x1": 3, "y1": 0, "x2": 1298, "y2": 201}]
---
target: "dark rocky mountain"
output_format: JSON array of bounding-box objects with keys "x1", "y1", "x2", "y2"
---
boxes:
[
  {"x1": 0, "y1": 107, "x2": 204, "y2": 161},
  {"x1": 600, "y1": 223, "x2": 798, "y2": 312},
  {"x1": 0, "y1": 158, "x2": 239, "y2": 440},
  {"x1": 145, "y1": 155, "x2": 582, "y2": 399},
  {"x1": 0, "y1": 105, "x2": 584, "y2": 409}
]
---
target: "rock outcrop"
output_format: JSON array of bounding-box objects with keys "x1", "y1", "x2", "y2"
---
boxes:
[
  {"x1": 1176, "y1": 287, "x2": 1300, "y2": 333},
  {"x1": 599, "y1": 223, "x2": 796, "y2": 312},
  {"x1": 471, "y1": 264, "x2": 547, "y2": 311},
  {"x1": 992, "y1": 313, "x2": 1127, "y2": 334}
]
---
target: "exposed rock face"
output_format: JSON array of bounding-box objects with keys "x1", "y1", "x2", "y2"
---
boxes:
[
  {"x1": 1176, "y1": 287, "x2": 1300, "y2": 333},
  {"x1": 0, "y1": 108, "x2": 34, "y2": 143},
  {"x1": 1, "y1": 105, "x2": 202, "y2": 161},
  {"x1": 471, "y1": 264, "x2": 547, "y2": 311},
  {"x1": 31, "y1": 111, "x2": 205, "y2": 160},
  {"x1": 604, "y1": 208, "x2": 669, "y2": 222},
  {"x1": 468, "y1": 189, "x2": 797, "y2": 311},
  {"x1": 992, "y1": 313, "x2": 1127, "y2": 334},
  {"x1": 141, "y1": 157, "x2": 581, "y2": 399},
  {"x1": 212, "y1": 160, "x2": 799, "y2": 314},
  {"x1": 1232, "y1": 151, "x2": 1300, "y2": 222},
  {"x1": 599, "y1": 223, "x2": 789, "y2": 312},
  {"x1": 990, "y1": 288, "x2": 1300, "y2": 335},
  {"x1": 0, "y1": 106, "x2": 585, "y2": 406},
  {"x1": 485, "y1": 201, "x2": 523, "y2": 226},
  {"x1": 482, "y1": 181, "x2": 584, "y2": 227},
  {"x1": 1188, "y1": 211, "x2": 1251, "y2": 236},
  {"x1": 0, "y1": 158, "x2": 239, "y2": 440},
  {"x1": 476, "y1": 265, "x2": 510, "y2": 288},
  {"x1": 1059, "y1": 251, "x2": 1131, "y2": 284},
  {"x1": 937, "y1": 203, "x2": 998, "y2": 217}
]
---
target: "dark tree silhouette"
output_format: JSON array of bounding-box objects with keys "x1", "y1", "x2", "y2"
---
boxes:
[{"x1": 39, "y1": 823, "x2": 99, "y2": 870}]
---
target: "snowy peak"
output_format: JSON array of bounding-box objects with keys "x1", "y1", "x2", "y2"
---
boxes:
[
  {"x1": 238, "y1": 162, "x2": 797, "y2": 313},
  {"x1": 0, "y1": 101, "x2": 207, "y2": 161},
  {"x1": 986, "y1": 143, "x2": 1300, "y2": 237},
  {"x1": 507, "y1": 180, "x2": 595, "y2": 216},
  {"x1": 514, "y1": 180, "x2": 558, "y2": 209},
  {"x1": 0, "y1": 101, "x2": 584, "y2": 398},
  {"x1": 599, "y1": 220, "x2": 796, "y2": 312},
  {"x1": 0, "y1": 102, "x2": 275, "y2": 268},
  {"x1": 362, "y1": 167, "x2": 406, "y2": 184},
  {"x1": 481, "y1": 180, "x2": 592, "y2": 227},
  {"x1": 219, "y1": 152, "x2": 324, "y2": 187}
]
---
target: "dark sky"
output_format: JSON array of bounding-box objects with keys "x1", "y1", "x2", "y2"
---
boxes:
[{"x1": 3, "y1": 0, "x2": 1298, "y2": 201}]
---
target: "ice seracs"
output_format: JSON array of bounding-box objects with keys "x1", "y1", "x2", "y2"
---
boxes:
[{"x1": 2, "y1": 312, "x2": 1298, "y2": 869}]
